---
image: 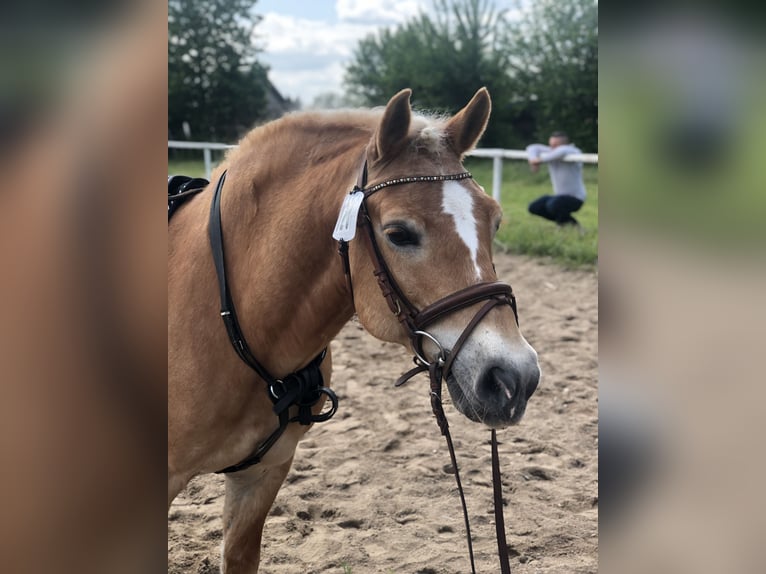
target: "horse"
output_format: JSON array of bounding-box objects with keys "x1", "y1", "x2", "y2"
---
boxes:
[{"x1": 168, "y1": 88, "x2": 540, "y2": 572}]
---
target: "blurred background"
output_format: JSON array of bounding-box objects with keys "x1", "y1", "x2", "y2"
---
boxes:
[
  {"x1": 1, "y1": 1, "x2": 166, "y2": 573},
  {"x1": 600, "y1": 2, "x2": 766, "y2": 573}
]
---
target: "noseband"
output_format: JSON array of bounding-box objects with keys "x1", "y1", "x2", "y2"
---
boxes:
[{"x1": 334, "y1": 159, "x2": 517, "y2": 574}]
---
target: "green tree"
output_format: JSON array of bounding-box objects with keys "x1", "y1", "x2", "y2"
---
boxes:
[
  {"x1": 344, "y1": 0, "x2": 514, "y2": 146},
  {"x1": 168, "y1": 0, "x2": 268, "y2": 142},
  {"x1": 344, "y1": 0, "x2": 598, "y2": 151},
  {"x1": 501, "y1": 0, "x2": 598, "y2": 151}
]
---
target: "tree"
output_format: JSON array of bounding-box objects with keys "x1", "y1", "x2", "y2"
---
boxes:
[
  {"x1": 501, "y1": 0, "x2": 598, "y2": 151},
  {"x1": 344, "y1": 0, "x2": 598, "y2": 151},
  {"x1": 168, "y1": 0, "x2": 269, "y2": 142},
  {"x1": 344, "y1": 0, "x2": 514, "y2": 146}
]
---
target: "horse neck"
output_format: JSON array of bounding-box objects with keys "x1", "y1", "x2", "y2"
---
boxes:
[{"x1": 219, "y1": 143, "x2": 364, "y2": 377}]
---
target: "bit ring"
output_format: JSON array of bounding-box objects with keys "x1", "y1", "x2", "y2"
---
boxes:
[{"x1": 412, "y1": 330, "x2": 446, "y2": 367}]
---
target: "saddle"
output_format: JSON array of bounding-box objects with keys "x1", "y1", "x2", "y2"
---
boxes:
[{"x1": 168, "y1": 175, "x2": 209, "y2": 220}]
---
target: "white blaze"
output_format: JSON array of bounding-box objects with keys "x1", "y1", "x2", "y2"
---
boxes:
[{"x1": 441, "y1": 181, "x2": 481, "y2": 280}]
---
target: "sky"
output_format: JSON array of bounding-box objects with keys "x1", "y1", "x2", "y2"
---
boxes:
[{"x1": 254, "y1": 0, "x2": 518, "y2": 106}]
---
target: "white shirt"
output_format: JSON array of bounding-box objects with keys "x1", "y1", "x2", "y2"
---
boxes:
[{"x1": 525, "y1": 143, "x2": 587, "y2": 201}]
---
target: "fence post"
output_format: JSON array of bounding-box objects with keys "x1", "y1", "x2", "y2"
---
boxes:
[
  {"x1": 203, "y1": 148, "x2": 212, "y2": 179},
  {"x1": 492, "y1": 155, "x2": 503, "y2": 202}
]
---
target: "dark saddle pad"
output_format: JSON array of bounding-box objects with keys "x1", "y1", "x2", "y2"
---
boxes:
[{"x1": 168, "y1": 175, "x2": 209, "y2": 220}]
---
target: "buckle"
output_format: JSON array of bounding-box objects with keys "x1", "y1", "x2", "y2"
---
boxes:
[
  {"x1": 311, "y1": 387, "x2": 339, "y2": 422},
  {"x1": 269, "y1": 379, "x2": 288, "y2": 400}
]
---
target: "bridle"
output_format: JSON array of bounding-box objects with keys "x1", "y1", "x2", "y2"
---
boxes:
[
  {"x1": 334, "y1": 158, "x2": 518, "y2": 574},
  {"x1": 336, "y1": 161, "x2": 518, "y2": 362}
]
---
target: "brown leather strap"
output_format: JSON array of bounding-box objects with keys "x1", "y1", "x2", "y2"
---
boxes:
[
  {"x1": 415, "y1": 281, "x2": 514, "y2": 330},
  {"x1": 359, "y1": 206, "x2": 420, "y2": 327},
  {"x1": 337, "y1": 155, "x2": 520, "y2": 574},
  {"x1": 394, "y1": 362, "x2": 428, "y2": 387},
  {"x1": 338, "y1": 240, "x2": 354, "y2": 310},
  {"x1": 355, "y1": 156, "x2": 368, "y2": 189},
  {"x1": 428, "y1": 361, "x2": 477, "y2": 573},
  {"x1": 492, "y1": 429, "x2": 513, "y2": 574},
  {"x1": 442, "y1": 297, "x2": 505, "y2": 378},
  {"x1": 363, "y1": 172, "x2": 472, "y2": 199}
]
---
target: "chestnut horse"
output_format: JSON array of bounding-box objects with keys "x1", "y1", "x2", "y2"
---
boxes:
[{"x1": 168, "y1": 88, "x2": 540, "y2": 572}]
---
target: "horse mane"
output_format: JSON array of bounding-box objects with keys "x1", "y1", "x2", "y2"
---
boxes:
[{"x1": 224, "y1": 109, "x2": 451, "y2": 175}]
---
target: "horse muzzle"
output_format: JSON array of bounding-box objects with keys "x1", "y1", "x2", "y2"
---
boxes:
[{"x1": 446, "y1": 347, "x2": 540, "y2": 428}]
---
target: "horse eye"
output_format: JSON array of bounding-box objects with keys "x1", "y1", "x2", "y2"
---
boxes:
[{"x1": 384, "y1": 226, "x2": 420, "y2": 247}]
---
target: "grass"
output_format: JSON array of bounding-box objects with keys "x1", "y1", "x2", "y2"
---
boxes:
[
  {"x1": 169, "y1": 156, "x2": 598, "y2": 268},
  {"x1": 599, "y1": 74, "x2": 765, "y2": 252},
  {"x1": 167, "y1": 158, "x2": 210, "y2": 178},
  {"x1": 464, "y1": 158, "x2": 598, "y2": 268}
]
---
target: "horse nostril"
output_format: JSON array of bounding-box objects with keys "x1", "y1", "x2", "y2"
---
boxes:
[
  {"x1": 478, "y1": 366, "x2": 518, "y2": 405},
  {"x1": 524, "y1": 366, "x2": 540, "y2": 400}
]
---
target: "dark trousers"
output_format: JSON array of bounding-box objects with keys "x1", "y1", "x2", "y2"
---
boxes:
[{"x1": 528, "y1": 195, "x2": 584, "y2": 225}]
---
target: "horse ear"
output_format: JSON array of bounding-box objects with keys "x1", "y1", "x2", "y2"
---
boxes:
[
  {"x1": 371, "y1": 89, "x2": 412, "y2": 162},
  {"x1": 444, "y1": 87, "x2": 492, "y2": 157}
]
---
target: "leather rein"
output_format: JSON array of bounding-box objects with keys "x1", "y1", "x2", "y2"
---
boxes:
[{"x1": 335, "y1": 159, "x2": 517, "y2": 574}]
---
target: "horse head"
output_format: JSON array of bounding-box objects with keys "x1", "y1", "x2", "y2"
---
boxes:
[{"x1": 348, "y1": 88, "x2": 540, "y2": 428}]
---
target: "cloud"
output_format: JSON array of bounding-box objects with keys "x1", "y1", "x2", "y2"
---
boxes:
[
  {"x1": 257, "y1": 2, "x2": 433, "y2": 104},
  {"x1": 336, "y1": 0, "x2": 424, "y2": 24},
  {"x1": 267, "y1": 60, "x2": 349, "y2": 106},
  {"x1": 258, "y1": 12, "x2": 381, "y2": 103},
  {"x1": 259, "y1": 13, "x2": 376, "y2": 58}
]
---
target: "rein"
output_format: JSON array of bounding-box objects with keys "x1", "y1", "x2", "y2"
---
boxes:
[{"x1": 334, "y1": 159, "x2": 516, "y2": 573}]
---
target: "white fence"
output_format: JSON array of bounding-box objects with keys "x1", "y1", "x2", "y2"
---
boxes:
[
  {"x1": 168, "y1": 141, "x2": 597, "y2": 202},
  {"x1": 468, "y1": 148, "x2": 598, "y2": 201}
]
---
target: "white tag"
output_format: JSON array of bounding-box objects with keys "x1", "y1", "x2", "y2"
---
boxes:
[{"x1": 332, "y1": 191, "x2": 365, "y2": 241}]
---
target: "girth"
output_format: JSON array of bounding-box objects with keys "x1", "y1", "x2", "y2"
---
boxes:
[{"x1": 206, "y1": 171, "x2": 338, "y2": 474}]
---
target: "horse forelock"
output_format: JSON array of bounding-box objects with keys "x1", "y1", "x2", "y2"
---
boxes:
[{"x1": 409, "y1": 112, "x2": 450, "y2": 155}]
